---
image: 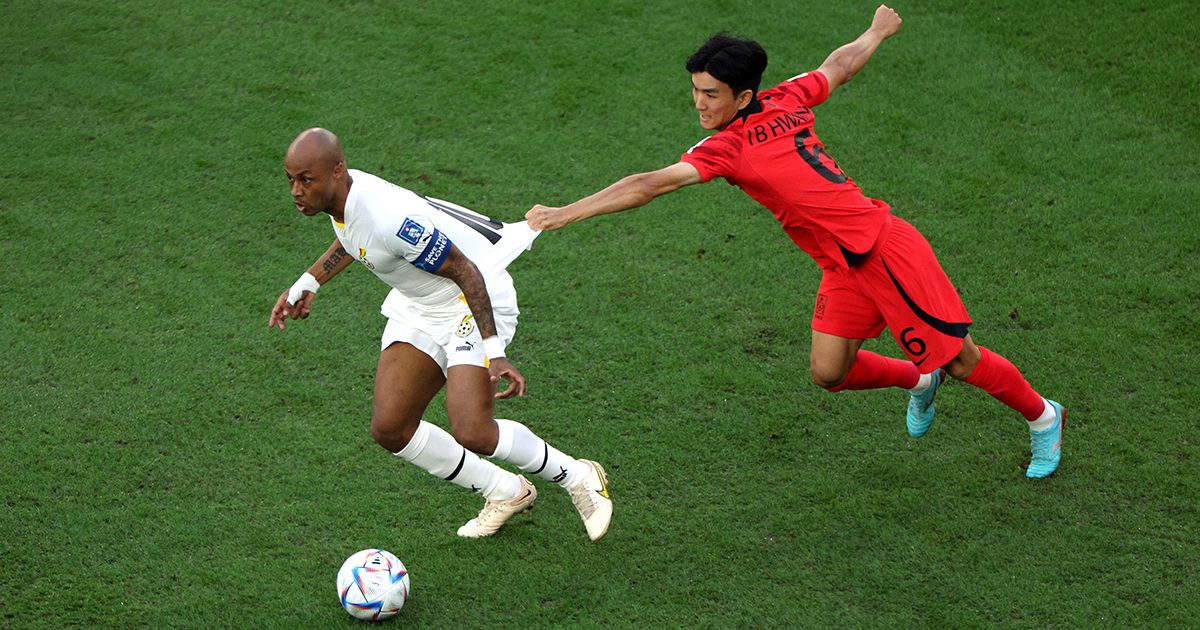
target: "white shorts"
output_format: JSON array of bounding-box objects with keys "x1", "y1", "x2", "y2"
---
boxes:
[{"x1": 379, "y1": 286, "x2": 519, "y2": 374}]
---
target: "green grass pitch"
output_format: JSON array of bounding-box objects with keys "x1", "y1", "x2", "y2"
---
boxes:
[{"x1": 2, "y1": 0, "x2": 1197, "y2": 627}]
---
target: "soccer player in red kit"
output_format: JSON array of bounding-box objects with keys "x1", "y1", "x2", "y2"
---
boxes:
[{"x1": 527, "y1": 4, "x2": 1065, "y2": 478}]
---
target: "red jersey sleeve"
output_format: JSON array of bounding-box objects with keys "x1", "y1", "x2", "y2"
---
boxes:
[
  {"x1": 679, "y1": 131, "x2": 741, "y2": 183},
  {"x1": 762, "y1": 70, "x2": 829, "y2": 108}
]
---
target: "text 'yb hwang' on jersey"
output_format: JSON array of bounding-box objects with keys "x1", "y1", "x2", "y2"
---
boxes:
[{"x1": 680, "y1": 71, "x2": 892, "y2": 270}]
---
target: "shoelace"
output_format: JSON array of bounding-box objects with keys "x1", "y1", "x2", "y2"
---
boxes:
[
  {"x1": 570, "y1": 486, "x2": 596, "y2": 518},
  {"x1": 1030, "y1": 424, "x2": 1056, "y2": 456},
  {"x1": 477, "y1": 489, "x2": 530, "y2": 524},
  {"x1": 476, "y1": 501, "x2": 502, "y2": 524}
]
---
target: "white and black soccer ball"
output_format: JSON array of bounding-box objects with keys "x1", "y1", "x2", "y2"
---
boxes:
[{"x1": 336, "y1": 548, "x2": 410, "y2": 621}]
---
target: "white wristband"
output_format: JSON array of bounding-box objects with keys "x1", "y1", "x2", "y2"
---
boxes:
[
  {"x1": 286, "y1": 272, "x2": 320, "y2": 305},
  {"x1": 482, "y1": 336, "x2": 506, "y2": 360}
]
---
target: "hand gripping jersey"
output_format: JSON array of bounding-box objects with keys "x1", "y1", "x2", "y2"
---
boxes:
[
  {"x1": 680, "y1": 71, "x2": 891, "y2": 270},
  {"x1": 333, "y1": 169, "x2": 538, "y2": 320}
]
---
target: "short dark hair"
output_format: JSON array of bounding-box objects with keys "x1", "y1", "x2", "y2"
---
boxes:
[{"x1": 685, "y1": 33, "x2": 768, "y2": 96}]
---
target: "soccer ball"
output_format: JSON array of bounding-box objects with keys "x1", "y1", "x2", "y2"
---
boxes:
[{"x1": 336, "y1": 548, "x2": 411, "y2": 621}]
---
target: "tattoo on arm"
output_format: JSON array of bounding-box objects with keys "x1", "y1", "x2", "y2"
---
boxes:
[
  {"x1": 304, "y1": 240, "x2": 352, "y2": 288},
  {"x1": 435, "y1": 246, "x2": 498, "y2": 338},
  {"x1": 321, "y1": 246, "x2": 348, "y2": 276}
]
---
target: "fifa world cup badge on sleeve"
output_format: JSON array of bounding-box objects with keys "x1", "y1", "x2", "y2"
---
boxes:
[{"x1": 397, "y1": 218, "x2": 425, "y2": 245}]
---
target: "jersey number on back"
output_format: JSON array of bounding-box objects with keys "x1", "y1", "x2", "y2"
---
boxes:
[{"x1": 795, "y1": 128, "x2": 847, "y2": 184}]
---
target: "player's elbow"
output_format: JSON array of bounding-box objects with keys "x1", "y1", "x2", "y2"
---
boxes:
[
  {"x1": 624, "y1": 171, "x2": 677, "y2": 206},
  {"x1": 818, "y1": 64, "x2": 848, "y2": 91},
  {"x1": 616, "y1": 173, "x2": 657, "y2": 207}
]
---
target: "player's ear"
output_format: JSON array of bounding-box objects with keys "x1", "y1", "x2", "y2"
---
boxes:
[{"x1": 735, "y1": 88, "x2": 754, "y2": 109}]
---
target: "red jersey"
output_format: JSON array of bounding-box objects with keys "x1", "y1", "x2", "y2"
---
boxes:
[{"x1": 680, "y1": 71, "x2": 891, "y2": 269}]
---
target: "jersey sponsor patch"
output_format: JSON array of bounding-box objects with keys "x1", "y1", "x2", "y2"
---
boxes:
[
  {"x1": 411, "y1": 229, "x2": 451, "y2": 272},
  {"x1": 397, "y1": 218, "x2": 425, "y2": 245}
]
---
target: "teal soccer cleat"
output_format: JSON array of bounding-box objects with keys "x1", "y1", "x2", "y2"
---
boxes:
[
  {"x1": 906, "y1": 369, "x2": 943, "y2": 438},
  {"x1": 1026, "y1": 401, "x2": 1065, "y2": 478}
]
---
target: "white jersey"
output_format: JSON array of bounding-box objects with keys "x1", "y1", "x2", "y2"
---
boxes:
[{"x1": 334, "y1": 169, "x2": 538, "y2": 320}]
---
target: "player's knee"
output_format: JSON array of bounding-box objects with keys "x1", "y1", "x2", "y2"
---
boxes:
[
  {"x1": 945, "y1": 342, "x2": 982, "y2": 380},
  {"x1": 945, "y1": 360, "x2": 972, "y2": 381},
  {"x1": 370, "y1": 414, "x2": 419, "y2": 452},
  {"x1": 449, "y1": 421, "x2": 497, "y2": 455},
  {"x1": 810, "y1": 361, "x2": 848, "y2": 391}
]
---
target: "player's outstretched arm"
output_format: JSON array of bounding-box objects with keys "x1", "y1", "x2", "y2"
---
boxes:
[
  {"x1": 526, "y1": 162, "x2": 702, "y2": 231},
  {"x1": 815, "y1": 4, "x2": 902, "y2": 93},
  {"x1": 268, "y1": 238, "x2": 353, "y2": 330},
  {"x1": 433, "y1": 244, "x2": 526, "y2": 398}
]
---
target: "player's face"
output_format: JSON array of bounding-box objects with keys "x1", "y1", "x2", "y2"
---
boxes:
[
  {"x1": 691, "y1": 72, "x2": 751, "y2": 130},
  {"x1": 284, "y1": 159, "x2": 341, "y2": 216}
]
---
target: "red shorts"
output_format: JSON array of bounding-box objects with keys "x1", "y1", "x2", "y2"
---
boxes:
[{"x1": 810, "y1": 216, "x2": 971, "y2": 372}]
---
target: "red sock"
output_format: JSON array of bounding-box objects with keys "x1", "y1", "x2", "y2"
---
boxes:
[
  {"x1": 828, "y1": 350, "x2": 920, "y2": 392},
  {"x1": 962, "y1": 346, "x2": 1045, "y2": 421}
]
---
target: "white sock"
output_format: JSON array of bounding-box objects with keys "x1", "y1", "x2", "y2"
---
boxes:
[
  {"x1": 394, "y1": 421, "x2": 522, "y2": 501},
  {"x1": 1027, "y1": 399, "x2": 1057, "y2": 431},
  {"x1": 909, "y1": 372, "x2": 933, "y2": 394},
  {"x1": 492, "y1": 418, "x2": 590, "y2": 489}
]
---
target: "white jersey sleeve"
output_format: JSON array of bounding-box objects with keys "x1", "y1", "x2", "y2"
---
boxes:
[
  {"x1": 419, "y1": 196, "x2": 539, "y2": 274},
  {"x1": 380, "y1": 212, "x2": 454, "y2": 273},
  {"x1": 338, "y1": 169, "x2": 539, "y2": 318}
]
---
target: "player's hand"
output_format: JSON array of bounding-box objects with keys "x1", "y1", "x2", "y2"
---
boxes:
[
  {"x1": 526, "y1": 204, "x2": 570, "y2": 231},
  {"x1": 268, "y1": 289, "x2": 315, "y2": 330},
  {"x1": 488, "y1": 358, "x2": 526, "y2": 399},
  {"x1": 871, "y1": 4, "x2": 902, "y2": 38}
]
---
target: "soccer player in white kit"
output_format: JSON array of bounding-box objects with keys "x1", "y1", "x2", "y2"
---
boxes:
[{"x1": 269, "y1": 128, "x2": 612, "y2": 541}]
